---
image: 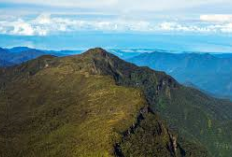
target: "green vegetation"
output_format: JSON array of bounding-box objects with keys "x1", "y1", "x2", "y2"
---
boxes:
[
  {"x1": 120, "y1": 113, "x2": 208, "y2": 157},
  {"x1": 160, "y1": 86, "x2": 232, "y2": 157},
  {"x1": 74, "y1": 48, "x2": 232, "y2": 156},
  {"x1": 1, "y1": 48, "x2": 232, "y2": 156},
  {"x1": 0, "y1": 53, "x2": 146, "y2": 156}
]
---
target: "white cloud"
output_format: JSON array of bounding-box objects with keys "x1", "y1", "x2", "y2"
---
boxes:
[
  {"x1": 1, "y1": 14, "x2": 232, "y2": 36},
  {"x1": 157, "y1": 21, "x2": 232, "y2": 33},
  {"x1": 0, "y1": 19, "x2": 34, "y2": 36},
  {"x1": 34, "y1": 14, "x2": 51, "y2": 24},
  {"x1": 12, "y1": 19, "x2": 34, "y2": 35},
  {"x1": 0, "y1": 14, "x2": 155, "y2": 35},
  {"x1": 1, "y1": 0, "x2": 232, "y2": 12},
  {"x1": 158, "y1": 22, "x2": 203, "y2": 32},
  {"x1": 200, "y1": 14, "x2": 232, "y2": 22},
  {"x1": 0, "y1": 0, "x2": 118, "y2": 8}
]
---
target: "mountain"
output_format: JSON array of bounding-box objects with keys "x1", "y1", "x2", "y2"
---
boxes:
[
  {"x1": 1, "y1": 48, "x2": 232, "y2": 156},
  {"x1": 8, "y1": 47, "x2": 32, "y2": 53},
  {"x1": 213, "y1": 53, "x2": 232, "y2": 59},
  {"x1": 108, "y1": 49, "x2": 154, "y2": 59},
  {"x1": 0, "y1": 47, "x2": 84, "y2": 67},
  {"x1": 0, "y1": 60, "x2": 12, "y2": 67},
  {"x1": 127, "y1": 52, "x2": 232, "y2": 99},
  {"x1": 0, "y1": 48, "x2": 13, "y2": 66},
  {"x1": 0, "y1": 47, "x2": 47, "y2": 67},
  {"x1": 1, "y1": 47, "x2": 151, "y2": 68}
]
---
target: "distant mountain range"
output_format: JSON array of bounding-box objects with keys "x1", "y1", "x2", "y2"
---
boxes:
[
  {"x1": 1, "y1": 48, "x2": 232, "y2": 156},
  {"x1": 0, "y1": 47, "x2": 82, "y2": 67},
  {"x1": 0, "y1": 47, "x2": 46, "y2": 66},
  {"x1": 128, "y1": 52, "x2": 232, "y2": 99}
]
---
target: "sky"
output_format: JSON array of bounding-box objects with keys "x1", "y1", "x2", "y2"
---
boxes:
[{"x1": 1, "y1": 0, "x2": 232, "y2": 52}]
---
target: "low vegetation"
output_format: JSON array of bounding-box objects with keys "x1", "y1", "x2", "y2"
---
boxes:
[{"x1": 0, "y1": 48, "x2": 232, "y2": 156}]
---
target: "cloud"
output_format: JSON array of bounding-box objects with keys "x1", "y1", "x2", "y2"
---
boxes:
[
  {"x1": 1, "y1": 14, "x2": 232, "y2": 36},
  {"x1": 159, "y1": 21, "x2": 232, "y2": 33},
  {"x1": 0, "y1": 14, "x2": 154, "y2": 35},
  {"x1": 35, "y1": 14, "x2": 51, "y2": 24},
  {"x1": 0, "y1": 17, "x2": 48, "y2": 36},
  {"x1": 0, "y1": 0, "x2": 118, "y2": 9},
  {"x1": 11, "y1": 19, "x2": 34, "y2": 36},
  {"x1": 200, "y1": 14, "x2": 232, "y2": 22},
  {"x1": 158, "y1": 22, "x2": 206, "y2": 32},
  {"x1": 0, "y1": 19, "x2": 34, "y2": 36},
  {"x1": 1, "y1": 0, "x2": 232, "y2": 13},
  {"x1": 199, "y1": 14, "x2": 232, "y2": 33}
]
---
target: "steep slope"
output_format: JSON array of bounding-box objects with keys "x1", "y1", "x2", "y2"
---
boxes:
[
  {"x1": 83, "y1": 49, "x2": 232, "y2": 157},
  {"x1": 0, "y1": 48, "x2": 204, "y2": 157},
  {"x1": 0, "y1": 55, "x2": 146, "y2": 157},
  {"x1": 1, "y1": 48, "x2": 232, "y2": 156},
  {"x1": 127, "y1": 52, "x2": 232, "y2": 99}
]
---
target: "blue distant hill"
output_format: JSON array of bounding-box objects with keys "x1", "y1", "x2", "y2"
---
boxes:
[
  {"x1": 127, "y1": 51, "x2": 232, "y2": 99},
  {"x1": 0, "y1": 47, "x2": 82, "y2": 67},
  {"x1": 0, "y1": 47, "x2": 47, "y2": 67}
]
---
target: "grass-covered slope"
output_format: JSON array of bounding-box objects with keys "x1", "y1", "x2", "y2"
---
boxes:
[
  {"x1": 0, "y1": 53, "x2": 147, "y2": 156},
  {"x1": 0, "y1": 48, "x2": 202, "y2": 157},
  {"x1": 0, "y1": 48, "x2": 230, "y2": 156},
  {"x1": 0, "y1": 67, "x2": 146, "y2": 156},
  {"x1": 75, "y1": 48, "x2": 232, "y2": 157}
]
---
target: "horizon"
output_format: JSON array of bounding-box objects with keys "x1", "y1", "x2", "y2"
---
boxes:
[
  {"x1": 0, "y1": 0, "x2": 232, "y2": 52},
  {"x1": 2, "y1": 46, "x2": 232, "y2": 55}
]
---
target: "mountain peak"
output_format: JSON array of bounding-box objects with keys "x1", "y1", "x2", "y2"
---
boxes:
[
  {"x1": 83, "y1": 47, "x2": 109, "y2": 57},
  {"x1": 2, "y1": 47, "x2": 232, "y2": 156}
]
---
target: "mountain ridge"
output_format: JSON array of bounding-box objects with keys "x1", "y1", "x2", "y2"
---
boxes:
[
  {"x1": 127, "y1": 51, "x2": 232, "y2": 99},
  {"x1": 1, "y1": 48, "x2": 232, "y2": 156},
  {"x1": 74, "y1": 48, "x2": 232, "y2": 157}
]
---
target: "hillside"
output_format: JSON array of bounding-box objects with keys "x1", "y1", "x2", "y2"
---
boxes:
[
  {"x1": 0, "y1": 48, "x2": 206, "y2": 157},
  {"x1": 0, "y1": 48, "x2": 232, "y2": 156},
  {"x1": 127, "y1": 52, "x2": 232, "y2": 99}
]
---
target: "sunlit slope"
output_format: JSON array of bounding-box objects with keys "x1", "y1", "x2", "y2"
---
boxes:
[
  {"x1": 0, "y1": 54, "x2": 146, "y2": 156},
  {"x1": 0, "y1": 49, "x2": 196, "y2": 157},
  {"x1": 1, "y1": 48, "x2": 229, "y2": 156},
  {"x1": 75, "y1": 48, "x2": 232, "y2": 157}
]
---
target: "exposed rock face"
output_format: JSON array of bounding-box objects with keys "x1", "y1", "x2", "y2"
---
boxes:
[{"x1": 168, "y1": 132, "x2": 178, "y2": 156}]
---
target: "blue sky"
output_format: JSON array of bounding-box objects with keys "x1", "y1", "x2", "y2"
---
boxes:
[{"x1": 1, "y1": 0, "x2": 232, "y2": 52}]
